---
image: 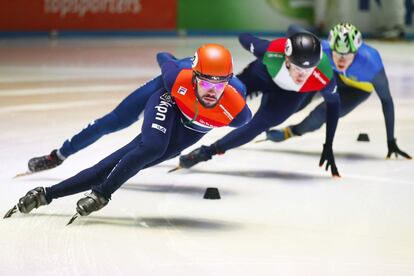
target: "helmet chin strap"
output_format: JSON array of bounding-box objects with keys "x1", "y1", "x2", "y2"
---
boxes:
[
  {"x1": 181, "y1": 74, "x2": 200, "y2": 126},
  {"x1": 182, "y1": 99, "x2": 199, "y2": 126}
]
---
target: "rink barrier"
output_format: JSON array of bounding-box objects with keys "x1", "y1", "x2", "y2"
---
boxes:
[{"x1": 1, "y1": 30, "x2": 413, "y2": 40}]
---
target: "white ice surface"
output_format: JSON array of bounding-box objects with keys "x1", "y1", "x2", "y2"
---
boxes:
[{"x1": 0, "y1": 37, "x2": 413, "y2": 276}]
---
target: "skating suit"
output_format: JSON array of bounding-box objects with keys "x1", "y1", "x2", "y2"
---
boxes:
[
  {"x1": 211, "y1": 33, "x2": 339, "y2": 153},
  {"x1": 58, "y1": 55, "x2": 248, "y2": 157},
  {"x1": 45, "y1": 58, "x2": 252, "y2": 200},
  {"x1": 291, "y1": 41, "x2": 395, "y2": 141}
]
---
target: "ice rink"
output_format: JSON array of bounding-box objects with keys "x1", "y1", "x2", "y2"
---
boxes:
[{"x1": 1, "y1": 36, "x2": 413, "y2": 275}]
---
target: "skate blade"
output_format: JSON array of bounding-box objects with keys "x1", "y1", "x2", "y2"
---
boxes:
[
  {"x1": 254, "y1": 138, "x2": 267, "y2": 143},
  {"x1": 168, "y1": 166, "x2": 182, "y2": 173},
  {"x1": 13, "y1": 171, "x2": 34, "y2": 179},
  {"x1": 66, "y1": 213, "x2": 79, "y2": 225},
  {"x1": 3, "y1": 205, "x2": 17, "y2": 219}
]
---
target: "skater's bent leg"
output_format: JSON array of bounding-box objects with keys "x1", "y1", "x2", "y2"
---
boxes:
[
  {"x1": 291, "y1": 88, "x2": 370, "y2": 136},
  {"x1": 46, "y1": 135, "x2": 141, "y2": 201},
  {"x1": 93, "y1": 89, "x2": 176, "y2": 199},
  {"x1": 59, "y1": 112, "x2": 122, "y2": 158},
  {"x1": 58, "y1": 76, "x2": 164, "y2": 158},
  {"x1": 295, "y1": 93, "x2": 316, "y2": 113},
  {"x1": 337, "y1": 88, "x2": 370, "y2": 116}
]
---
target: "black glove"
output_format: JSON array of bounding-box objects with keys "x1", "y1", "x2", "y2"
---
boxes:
[
  {"x1": 319, "y1": 143, "x2": 340, "y2": 177},
  {"x1": 179, "y1": 146, "x2": 212, "y2": 168},
  {"x1": 386, "y1": 139, "x2": 412, "y2": 159}
]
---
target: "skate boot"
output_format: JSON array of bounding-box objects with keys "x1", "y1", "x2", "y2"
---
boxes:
[
  {"x1": 17, "y1": 187, "x2": 49, "y2": 214},
  {"x1": 266, "y1": 127, "x2": 295, "y2": 142},
  {"x1": 28, "y1": 149, "x2": 65, "y2": 172},
  {"x1": 179, "y1": 145, "x2": 213, "y2": 169},
  {"x1": 76, "y1": 191, "x2": 109, "y2": 216}
]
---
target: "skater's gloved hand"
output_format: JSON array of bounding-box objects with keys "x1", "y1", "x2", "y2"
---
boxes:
[
  {"x1": 386, "y1": 139, "x2": 412, "y2": 159},
  {"x1": 319, "y1": 143, "x2": 340, "y2": 177},
  {"x1": 179, "y1": 146, "x2": 212, "y2": 169}
]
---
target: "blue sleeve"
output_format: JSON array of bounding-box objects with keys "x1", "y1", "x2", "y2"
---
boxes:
[
  {"x1": 228, "y1": 76, "x2": 247, "y2": 98},
  {"x1": 229, "y1": 105, "x2": 252, "y2": 128},
  {"x1": 238, "y1": 33, "x2": 270, "y2": 61},
  {"x1": 372, "y1": 68, "x2": 395, "y2": 141},
  {"x1": 320, "y1": 78, "x2": 340, "y2": 145}
]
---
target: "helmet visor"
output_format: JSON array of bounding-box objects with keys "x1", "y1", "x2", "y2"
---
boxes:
[{"x1": 194, "y1": 71, "x2": 232, "y2": 82}]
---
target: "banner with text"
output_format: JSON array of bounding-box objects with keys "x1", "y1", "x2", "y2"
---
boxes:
[{"x1": 0, "y1": 0, "x2": 177, "y2": 31}]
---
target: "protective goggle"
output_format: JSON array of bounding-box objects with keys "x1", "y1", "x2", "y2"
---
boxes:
[
  {"x1": 333, "y1": 51, "x2": 355, "y2": 59},
  {"x1": 289, "y1": 62, "x2": 316, "y2": 73},
  {"x1": 196, "y1": 77, "x2": 228, "y2": 91}
]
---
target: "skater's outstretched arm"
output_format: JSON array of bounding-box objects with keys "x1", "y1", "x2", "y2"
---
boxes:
[
  {"x1": 372, "y1": 67, "x2": 411, "y2": 159},
  {"x1": 319, "y1": 76, "x2": 340, "y2": 177}
]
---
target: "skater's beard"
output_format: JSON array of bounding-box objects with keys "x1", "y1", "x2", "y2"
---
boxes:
[
  {"x1": 196, "y1": 93, "x2": 222, "y2": 108},
  {"x1": 195, "y1": 79, "x2": 226, "y2": 108}
]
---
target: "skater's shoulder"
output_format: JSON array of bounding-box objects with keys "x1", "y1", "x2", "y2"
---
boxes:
[{"x1": 355, "y1": 43, "x2": 383, "y2": 69}]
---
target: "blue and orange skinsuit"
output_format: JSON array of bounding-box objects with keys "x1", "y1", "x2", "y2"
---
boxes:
[
  {"x1": 57, "y1": 57, "x2": 248, "y2": 158},
  {"x1": 44, "y1": 57, "x2": 251, "y2": 201}
]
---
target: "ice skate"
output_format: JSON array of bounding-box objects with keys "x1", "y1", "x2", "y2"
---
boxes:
[
  {"x1": 13, "y1": 171, "x2": 37, "y2": 178},
  {"x1": 4, "y1": 187, "x2": 48, "y2": 218},
  {"x1": 67, "y1": 191, "x2": 109, "y2": 225},
  {"x1": 76, "y1": 191, "x2": 109, "y2": 216},
  {"x1": 27, "y1": 149, "x2": 64, "y2": 173},
  {"x1": 266, "y1": 127, "x2": 294, "y2": 142}
]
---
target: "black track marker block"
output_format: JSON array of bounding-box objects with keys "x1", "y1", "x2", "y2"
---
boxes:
[
  {"x1": 203, "y1": 187, "x2": 221, "y2": 200},
  {"x1": 357, "y1": 133, "x2": 370, "y2": 142}
]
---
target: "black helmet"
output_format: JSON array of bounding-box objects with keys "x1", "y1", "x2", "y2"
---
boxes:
[{"x1": 285, "y1": 32, "x2": 322, "y2": 68}]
